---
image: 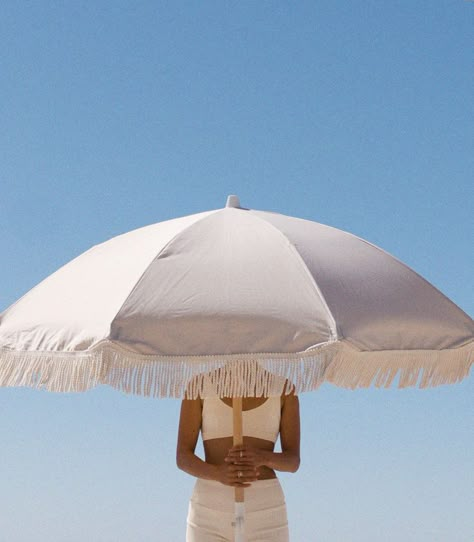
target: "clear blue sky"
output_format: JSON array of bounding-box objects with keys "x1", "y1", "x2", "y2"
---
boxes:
[{"x1": 0, "y1": 2, "x2": 472, "y2": 541}]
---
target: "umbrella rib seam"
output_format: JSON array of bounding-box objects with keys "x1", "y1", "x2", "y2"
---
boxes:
[
  {"x1": 247, "y1": 211, "x2": 339, "y2": 341},
  {"x1": 108, "y1": 209, "x2": 222, "y2": 336}
]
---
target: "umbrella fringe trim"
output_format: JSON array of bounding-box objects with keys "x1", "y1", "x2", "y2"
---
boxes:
[
  {"x1": 327, "y1": 341, "x2": 473, "y2": 389},
  {"x1": 103, "y1": 344, "x2": 338, "y2": 398},
  {"x1": 0, "y1": 340, "x2": 472, "y2": 397}
]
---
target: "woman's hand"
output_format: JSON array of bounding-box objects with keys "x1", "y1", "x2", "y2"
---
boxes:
[
  {"x1": 223, "y1": 445, "x2": 266, "y2": 481},
  {"x1": 215, "y1": 453, "x2": 259, "y2": 487},
  {"x1": 226, "y1": 445, "x2": 266, "y2": 468}
]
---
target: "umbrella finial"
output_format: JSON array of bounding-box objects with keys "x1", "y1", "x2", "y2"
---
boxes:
[{"x1": 226, "y1": 195, "x2": 241, "y2": 208}]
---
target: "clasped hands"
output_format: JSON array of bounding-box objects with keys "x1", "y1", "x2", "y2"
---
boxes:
[{"x1": 217, "y1": 445, "x2": 264, "y2": 487}]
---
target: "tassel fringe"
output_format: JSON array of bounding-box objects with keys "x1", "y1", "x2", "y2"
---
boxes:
[{"x1": 0, "y1": 340, "x2": 472, "y2": 398}]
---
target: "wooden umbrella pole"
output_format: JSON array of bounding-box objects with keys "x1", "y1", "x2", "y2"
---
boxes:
[
  {"x1": 233, "y1": 396, "x2": 244, "y2": 501},
  {"x1": 232, "y1": 396, "x2": 246, "y2": 542}
]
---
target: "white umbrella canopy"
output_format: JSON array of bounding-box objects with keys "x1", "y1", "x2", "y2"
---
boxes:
[{"x1": 0, "y1": 195, "x2": 472, "y2": 398}]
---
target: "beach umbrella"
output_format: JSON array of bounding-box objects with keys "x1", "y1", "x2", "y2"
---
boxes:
[{"x1": 1, "y1": 195, "x2": 473, "y2": 541}]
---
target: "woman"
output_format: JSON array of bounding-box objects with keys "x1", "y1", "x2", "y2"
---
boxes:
[{"x1": 176, "y1": 376, "x2": 300, "y2": 542}]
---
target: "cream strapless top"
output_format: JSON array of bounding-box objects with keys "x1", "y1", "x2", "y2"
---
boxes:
[{"x1": 201, "y1": 396, "x2": 281, "y2": 443}]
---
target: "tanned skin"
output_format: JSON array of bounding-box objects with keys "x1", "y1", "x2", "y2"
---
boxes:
[{"x1": 176, "y1": 390, "x2": 300, "y2": 487}]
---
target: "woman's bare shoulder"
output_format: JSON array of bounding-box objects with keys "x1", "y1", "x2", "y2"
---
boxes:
[{"x1": 279, "y1": 379, "x2": 298, "y2": 408}]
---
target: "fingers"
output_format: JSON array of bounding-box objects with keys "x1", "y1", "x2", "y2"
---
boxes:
[
  {"x1": 224, "y1": 457, "x2": 255, "y2": 466},
  {"x1": 226, "y1": 446, "x2": 252, "y2": 458},
  {"x1": 229, "y1": 464, "x2": 257, "y2": 476},
  {"x1": 225, "y1": 446, "x2": 257, "y2": 465},
  {"x1": 229, "y1": 445, "x2": 248, "y2": 453},
  {"x1": 230, "y1": 470, "x2": 258, "y2": 486},
  {"x1": 217, "y1": 454, "x2": 261, "y2": 487},
  {"x1": 226, "y1": 463, "x2": 259, "y2": 486}
]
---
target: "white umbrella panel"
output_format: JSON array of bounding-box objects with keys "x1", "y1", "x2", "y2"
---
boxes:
[{"x1": 1, "y1": 196, "x2": 472, "y2": 397}]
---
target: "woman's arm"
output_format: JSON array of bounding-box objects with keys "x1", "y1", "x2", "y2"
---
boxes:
[
  {"x1": 176, "y1": 398, "x2": 216, "y2": 480},
  {"x1": 225, "y1": 392, "x2": 301, "y2": 473},
  {"x1": 176, "y1": 399, "x2": 258, "y2": 486}
]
